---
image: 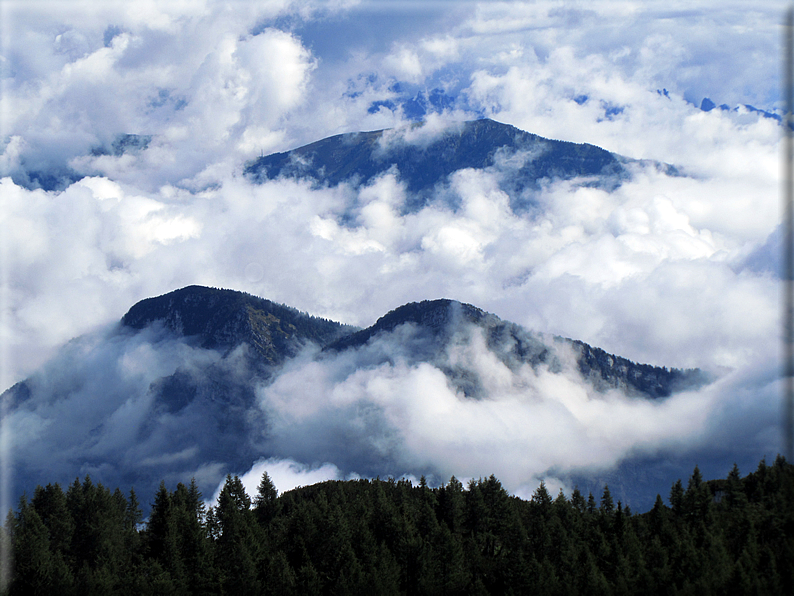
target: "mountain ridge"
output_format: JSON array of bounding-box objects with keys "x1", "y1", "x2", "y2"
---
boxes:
[
  {"x1": 2, "y1": 285, "x2": 712, "y2": 515},
  {"x1": 118, "y1": 286, "x2": 708, "y2": 400},
  {"x1": 243, "y1": 119, "x2": 679, "y2": 214},
  {"x1": 121, "y1": 284, "x2": 355, "y2": 366}
]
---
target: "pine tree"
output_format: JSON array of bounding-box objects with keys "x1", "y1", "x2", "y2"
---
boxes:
[
  {"x1": 437, "y1": 476, "x2": 464, "y2": 535},
  {"x1": 65, "y1": 476, "x2": 127, "y2": 591},
  {"x1": 254, "y1": 471, "x2": 279, "y2": 526},
  {"x1": 571, "y1": 487, "x2": 587, "y2": 513},
  {"x1": 587, "y1": 492, "x2": 598, "y2": 515},
  {"x1": 600, "y1": 485, "x2": 614, "y2": 516},
  {"x1": 684, "y1": 465, "x2": 712, "y2": 522},
  {"x1": 532, "y1": 481, "x2": 553, "y2": 512},
  {"x1": 173, "y1": 480, "x2": 212, "y2": 593},
  {"x1": 31, "y1": 483, "x2": 74, "y2": 559},
  {"x1": 146, "y1": 482, "x2": 181, "y2": 575},
  {"x1": 215, "y1": 475, "x2": 261, "y2": 595},
  {"x1": 648, "y1": 494, "x2": 668, "y2": 536},
  {"x1": 125, "y1": 488, "x2": 142, "y2": 531},
  {"x1": 669, "y1": 479, "x2": 684, "y2": 516},
  {"x1": 11, "y1": 496, "x2": 56, "y2": 594}
]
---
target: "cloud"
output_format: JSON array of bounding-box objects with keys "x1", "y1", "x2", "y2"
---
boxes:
[
  {"x1": 207, "y1": 457, "x2": 343, "y2": 507},
  {"x1": 252, "y1": 319, "x2": 766, "y2": 499},
  {"x1": 0, "y1": 0, "x2": 787, "y2": 516},
  {"x1": 2, "y1": 319, "x2": 290, "y2": 508},
  {"x1": 1, "y1": 0, "x2": 322, "y2": 191},
  {"x1": 0, "y1": 128, "x2": 778, "y2": 388},
  {"x1": 5, "y1": 324, "x2": 210, "y2": 475}
]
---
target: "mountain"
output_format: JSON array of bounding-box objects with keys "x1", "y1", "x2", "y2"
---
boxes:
[
  {"x1": 121, "y1": 285, "x2": 354, "y2": 367},
  {"x1": 3, "y1": 286, "x2": 710, "y2": 512},
  {"x1": 327, "y1": 298, "x2": 706, "y2": 399},
  {"x1": 244, "y1": 119, "x2": 678, "y2": 213},
  {"x1": 118, "y1": 287, "x2": 705, "y2": 401}
]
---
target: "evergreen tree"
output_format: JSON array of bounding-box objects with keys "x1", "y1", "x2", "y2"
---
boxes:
[
  {"x1": 684, "y1": 465, "x2": 712, "y2": 522},
  {"x1": 215, "y1": 475, "x2": 261, "y2": 595},
  {"x1": 10, "y1": 496, "x2": 58, "y2": 595},
  {"x1": 173, "y1": 480, "x2": 213, "y2": 593},
  {"x1": 600, "y1": 485, "x2": 614, "y2": 516},
  {"x1": 532, "y1": 481, "x2": 553, "y2": 511},
  {"x1": 587, "y1": 492, "x2": 598, "y2": 515},
  {"x1": 125, "y1": 488, "x2": 142, "y2": 532},
  {"x1": 571, "y1": 487, "x2": 587, "y2": 513},
  {"x1": 437, "y1": 476, "x2": 464, "y2": 534},
  {"x1": 145, "y1": 481, "x2": 183, "y2": 584},
  {"x1": 31, "y1": 484, "x2": 73, "y2": 553},
  {"x1": 647, "y1": 494, "x2": 669, "y2": 537},
  {"x1": 669, "y1": 479, "x2": 684, "y2": 516},
  {"x1": 4, "y1": 455, "x2": 792, "y2": 595},
  {"x1": 725, "y1": 463, "x2": 748, "y2": 510},
  {"x1": 254, "y1": 471, "x2": 279, "y2": 526},
  {"x1": 64, "y1": 476, "x2": 127, "y2": 591}
]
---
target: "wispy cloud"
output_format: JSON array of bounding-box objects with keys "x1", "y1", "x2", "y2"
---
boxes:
[{"x1": 0, "y1": 0, "x2": 785, "y2": 513}]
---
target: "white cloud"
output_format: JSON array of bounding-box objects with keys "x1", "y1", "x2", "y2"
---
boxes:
[
  {"x1": 1, "y1": 0, "x2": 321, "y2": 192},
  {"x1": 0, "y1": 0, "x2": 787, "y2": 511},
  {"x1": 208, "y1": 457, "x2": 343, "y2": 506},
  {"x1": 252, "y1": 321, "x2": 761, "y2": 496}
]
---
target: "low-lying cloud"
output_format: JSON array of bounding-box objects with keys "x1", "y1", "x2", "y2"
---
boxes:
[
  {"x1": 4, "y1": 308, "x2": 779, "y2": 512},
  {"x1": 0, "y1": 0, "x2": 786, "y2": 515},
  {"x1": 2, "y1": 146, "x2": 777, "y2": 383},
  {"x1": 255, "y1": 320, "x2": 772, "y2": 500}
]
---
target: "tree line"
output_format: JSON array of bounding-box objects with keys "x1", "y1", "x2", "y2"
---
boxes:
[{"x1": 3, "y1": 456, "x2": 792, "y2": 595}]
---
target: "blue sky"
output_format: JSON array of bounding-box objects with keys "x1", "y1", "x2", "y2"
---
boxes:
[{"x1": 0, "y1": 0, "x2": 789, "y2": 503}]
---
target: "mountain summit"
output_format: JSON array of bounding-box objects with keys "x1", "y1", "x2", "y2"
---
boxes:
[
  {"x1": 327, "y1": 298, "x2": 706, "y2": 399},
  {"x1": 121, "y1": 285, "x2": 352, "y2": 366},
  {"x1": 121, "y1": 287, "x2": 705, "y2": 399},
  {"x1": 244, "y1": 119, "x2": 673, "y2": 212}
]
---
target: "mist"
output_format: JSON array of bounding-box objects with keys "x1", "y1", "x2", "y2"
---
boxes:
[
  {"x1": 2, "y1": 298, "x2": 779, "y2": 512},
  {"x1": 0, "y1": 0, "x2": 786, "y2": 514}
]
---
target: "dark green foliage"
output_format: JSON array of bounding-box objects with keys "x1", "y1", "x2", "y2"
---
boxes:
[
  {"x1": 254, "y1": 471, "x2": 279, "y2": 526},
  {"x1": 573, "y1": 341, "x2": 709, "y2": 398},
  {"x1": 4, "y1": 458, "x2": 792, "y2": 595},
  {"x1": 121, "y1": 285, "x2": 355, "y2": 365},
  {"x1": 215, "y1": 475, "x2": 261, "y2": 595},
  {"x1": 670, "y1": 478, "x2": 685, "y2": 516}
]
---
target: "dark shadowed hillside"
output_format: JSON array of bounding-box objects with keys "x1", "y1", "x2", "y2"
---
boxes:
[
  {"x1": 122, "y1": 285, "x2": 355, "y2": 365},
  {"x1": 244, "y1": 119, "x2": 676, "y2": 213},
  {"x1": 3, "y1": 286, "x2": 710, "y2": 516},
  {"x1": 327, "y1": 298, "x2": 707, "y2": 399}
]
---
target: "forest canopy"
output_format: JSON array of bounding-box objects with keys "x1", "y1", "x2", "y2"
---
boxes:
[{"x1": 3, "y1": 456, "x2": 792, "y2": 595}]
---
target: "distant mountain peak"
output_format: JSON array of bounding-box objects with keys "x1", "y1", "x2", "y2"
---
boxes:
[
  {"x1": 336, "y1": 299, "x2": 486, "y2": 341},
  {"x1": 121, "y1": 288, "x2": 707, "y2": 400},
  {"x1": 244, "y1": 118, "x2": 647, "y2": 214}
]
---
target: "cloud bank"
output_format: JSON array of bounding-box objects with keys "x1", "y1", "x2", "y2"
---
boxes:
[
  {"x1": 5, "y1": 310, "x2": 777, "y2": 512},
  {"x1": 0, "y1": 0, "x2": 786, "y2": 513}
]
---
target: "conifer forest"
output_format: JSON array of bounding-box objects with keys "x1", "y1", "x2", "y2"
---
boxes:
[{"x1": 3, "y1": 457, "x2": 792, "y2": 595}]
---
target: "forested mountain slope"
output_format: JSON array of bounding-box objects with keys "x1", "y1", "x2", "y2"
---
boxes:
[
  {"x1": 244, "y1": 119, "x2": 677, "y2": 213},
  {"x1": 3, "y1": 286, "x2": 710, "y2": 519}
]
